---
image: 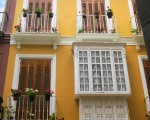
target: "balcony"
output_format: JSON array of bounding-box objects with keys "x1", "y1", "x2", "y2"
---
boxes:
[
  {"x1": 0, "y1": 12, "x2": 9, "y2": 36},
  {"x1": 76, "y1": 15, "x2": 120, "y2": 42},
  {"x1": 13, "y1": 14, "x2": 60, "y2": 51},
  {"x1": 5, "y1": 95, "x2": 56, "y2": 120},
  {"x1": 131, "y1": 14, "x2": 144, "y2": 51}
]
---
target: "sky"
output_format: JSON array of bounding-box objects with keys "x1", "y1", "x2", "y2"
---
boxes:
[
  {"x1": 0, "y1": 0, "x2": 5, "y2": 12},
  {"x1": 0, "y1": 0, "x2": 5, "y2": 22}
]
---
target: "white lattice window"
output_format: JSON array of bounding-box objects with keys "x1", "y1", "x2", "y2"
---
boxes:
[
  {"x1": 74, "y1": 45, "x2": 131, "y2": 97},
  {"x1": 79, "y1": 98, "x2": 129, "y2": 120}
]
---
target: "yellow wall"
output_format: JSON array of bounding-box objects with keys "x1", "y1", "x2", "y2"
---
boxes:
[
  {"x1": 3, "y1": 0, "x2": 148, "y2": 120},
  {"x1": 110, "y1": 0, "x2": 132, "y2": 37}
]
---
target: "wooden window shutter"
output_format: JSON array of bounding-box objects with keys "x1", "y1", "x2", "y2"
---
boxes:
[
  {"x1": 18, "y1": 59, "x2": 51, "y2": 95},
  {"x1": 143, "y1": 60, "x2": 150, "y2": 95}
]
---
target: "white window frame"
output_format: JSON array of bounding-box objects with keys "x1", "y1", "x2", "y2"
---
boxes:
[
  {"x1": 22, "y1": 0, "x2": 57, "y2": 32},
  {"x1": 74, "y1": 46, "x2": 131, "y2": 96},
  {"x1": 138, "y1": 55, "x2": 150, "y2": 111},
  {"x1": 12, "y1": 54, "x2": 56, "y2": 115},
  {"x1": 76, "y1": 0, "x2": 113, "y2": 33},
  {"x1": 128, "y1": 0, "x2": 137, "y2": 29},
  {"x1": 79, "y1": 97, "x2": 129, "y2": 120}
]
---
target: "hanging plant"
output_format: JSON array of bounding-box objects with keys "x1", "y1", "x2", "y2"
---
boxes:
[{"x1": 22, "y1": 8, "x2": 29, "y2": 17}]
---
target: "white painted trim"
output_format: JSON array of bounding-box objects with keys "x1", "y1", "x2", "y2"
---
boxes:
[
  {"x1": 105, "y1": 0, "x2": 112, "y2": 32},
  {"x1": 22, "y1": 0, "x2": 28, "y2": 32},
  {"x1": 77, "y1": 0, "x2": 82, "y2": 32},
  {"x1": 128, "y1": 0, "x2": 136, "y2": 29},
  {"x1": 52, "y1": 0, "x2": 57, "y2": 28},
  {"x1": 138, "y1": 55, "x2": 150, "y2": 111},
  {"x1": 12, "y1": 54, "x2": 56, "y2": 114}
]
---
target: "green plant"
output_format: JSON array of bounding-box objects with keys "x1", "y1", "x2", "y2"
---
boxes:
[
  {"x1": 107, "y1": 6, "x2": 113, "y2": 18},
  {"x1": 131, "y1": 28, "x2": 139, "y2": 34},
  {"x1": 78, "y1": 27, "x2": 84, "y2": 33},
  {"x1": 107, "y1": 8, "x2": 113, "y2": 15},
  {"x1": 48, "y1": 8, "x2": 54, "y2": 17},
  {"x1": 22, "y1": 8, "x2": 29, "y2": 13},
  {"x1": 11, "y1": 89, "x2": 21, "y2": 97},
  {"x1": 25, "y1": 88, "x2": 38, "y2": 97},
  {"x1": 50, "y1": 113, "x2": 56, "y2": 120},
  {"x1": 35, "y1": 8, "x2": 42, "y2": 14}
]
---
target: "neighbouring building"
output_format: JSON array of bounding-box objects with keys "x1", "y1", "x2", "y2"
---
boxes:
[{"x1": 2, "y1": 0, "x2": 150, "y2": 120}]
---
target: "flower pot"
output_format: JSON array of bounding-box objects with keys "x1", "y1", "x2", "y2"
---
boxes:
[
  {"x1": 49, "y1": 14, "x2": 53, "y2": 18},
  {"x1": 107, "y1": 12, "x2": 113, "y2": 19},
  {"x1": 36, "y1": 13, "x2": 41, "y2": 18},
  {"x1": 82, "y1": 15, "x2": 86, "y2": 19},
  {"x1": 23, "y1": 12, "x2": 27, "y2": 17},
  {"x1": 13, "y1": 95, "x2": 19, "y2": 101},
  {"x1": 45, "y1": 95, "x2": 50, "y2": 101},
  {"x1": 29, "y1": 96, "x2": 35, "y2": 101},
  {"x1": 95, "y1": 15, "x2": 99, "y2": 19}
]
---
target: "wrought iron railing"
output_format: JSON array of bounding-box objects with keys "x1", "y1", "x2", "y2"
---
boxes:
[
  {"x1": 76, "y1": 14, "x2": 118, "y2": 34},
  {"x1": 0, "y1": 12, "x2": 9, "y2": 33},
  {"x1": 5, "y1": 95, "x2": 56, "y2": 120},
  {"x1": 17, "y1": 14, "x2": 58, "y2": 33},
  {"x1": 145, "y1": 96, "x2": 150, "y2": 112}
]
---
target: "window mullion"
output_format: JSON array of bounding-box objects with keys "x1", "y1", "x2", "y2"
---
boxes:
[
  {"x1": 111, "y1": 50, "x2": 117, "y2": 92},
  {"x1": 88, "y1": 50, "x2": 93, "y2": 92}
]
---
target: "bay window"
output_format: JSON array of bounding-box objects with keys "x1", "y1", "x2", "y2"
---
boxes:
[{"x1": 73, "y1": 43, "x2": 131, "y2": 97}]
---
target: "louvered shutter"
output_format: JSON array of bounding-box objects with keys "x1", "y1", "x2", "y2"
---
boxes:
[
  {"x1": 17, "y1": 59, "x2": 51, "y2": 120},
  {"x1": 143, "y1": 60, "x2": 150, "y2": 95},
  {"x1": 19, "y1": 59, "x2": 51, "y2": 94}
]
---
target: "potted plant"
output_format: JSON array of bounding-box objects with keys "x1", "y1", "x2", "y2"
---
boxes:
[
  {"x1": 27, "y1": 112, "x2": 35, "y2": 120},
  {"x1": 107, "y1": 7, "x2": 113, "y2": 19},
  {"x1": 48, "y1": 8, "x2": 54, "y2": 18},
  {"x1": 78, "y1": 27, "x2": 84, "y2": 33},
  {"x1": 22, "y1": 8, "x2": 29, "y2": 17},
  {"x1": 14, "y1": 25, "x2": 21, "y2": 32},
  {"x1": 49, "y1": 113, "x2": 56, "y2": 120},
  {"x1": 35, "y1": 8, "x2": 42, "y2": 18},
  {"x1": 94, "y1": 11, "x2": 100, "y2": 19},
  {"x1": 45, "y1": 89, "x2": 54, "y2": 101},
  {"x1": 25, "y1": 88, "x2": 38, "y2": 101},
  {"x1": 82, "y1": 9, "x2": 86, "y2": 19},
  {"x1": 131, "y1": 28, "x2": 139, "y2": 34},
  {"x1": 11, "y1": 89, "x2": 22, "y2": 100}
]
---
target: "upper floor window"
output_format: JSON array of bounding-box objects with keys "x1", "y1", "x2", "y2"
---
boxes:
[
  {"x1": 81, "y1": 0, "x2": 105, "y2": 15},
  {"x1": 73, "y1": 43, "x2": 131, "y2": 97},
  {"x1": 129, "y1": 0, "x2": 142, "y2": 33},
  {"x1": 77, "y1": 0, "x2": 116, "y2": 34},
  {"x1": 21, "y1": 0, "x2": 57, "y2": 33}
]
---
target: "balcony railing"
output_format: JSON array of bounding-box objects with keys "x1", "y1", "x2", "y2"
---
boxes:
[
  {"x1": 0, "y1": 12, "x2": 9, "y2": 33},
  {"x1": 18, "y1": 14, "x2": 58, "y2": 33},
  {"x1": 76, "y1": 15, "x2": 118, "y2": 34},
  {"x1": 5, "y1": 95, "x2": 56, "y2": 120}
]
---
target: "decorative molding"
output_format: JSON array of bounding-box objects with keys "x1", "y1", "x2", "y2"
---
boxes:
[
  {"x1": 76, "y1": 33, "x2": 121, "y2": 42},
  {"x1": 133, "y1": 34, "x2": 144, "y2": 51},
  {"x1": 13, "y1": 32, "x2": 61, "y2": 51},
  {"x1": 11, "y1": 34, "x2": 145, "y2": 47}
]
